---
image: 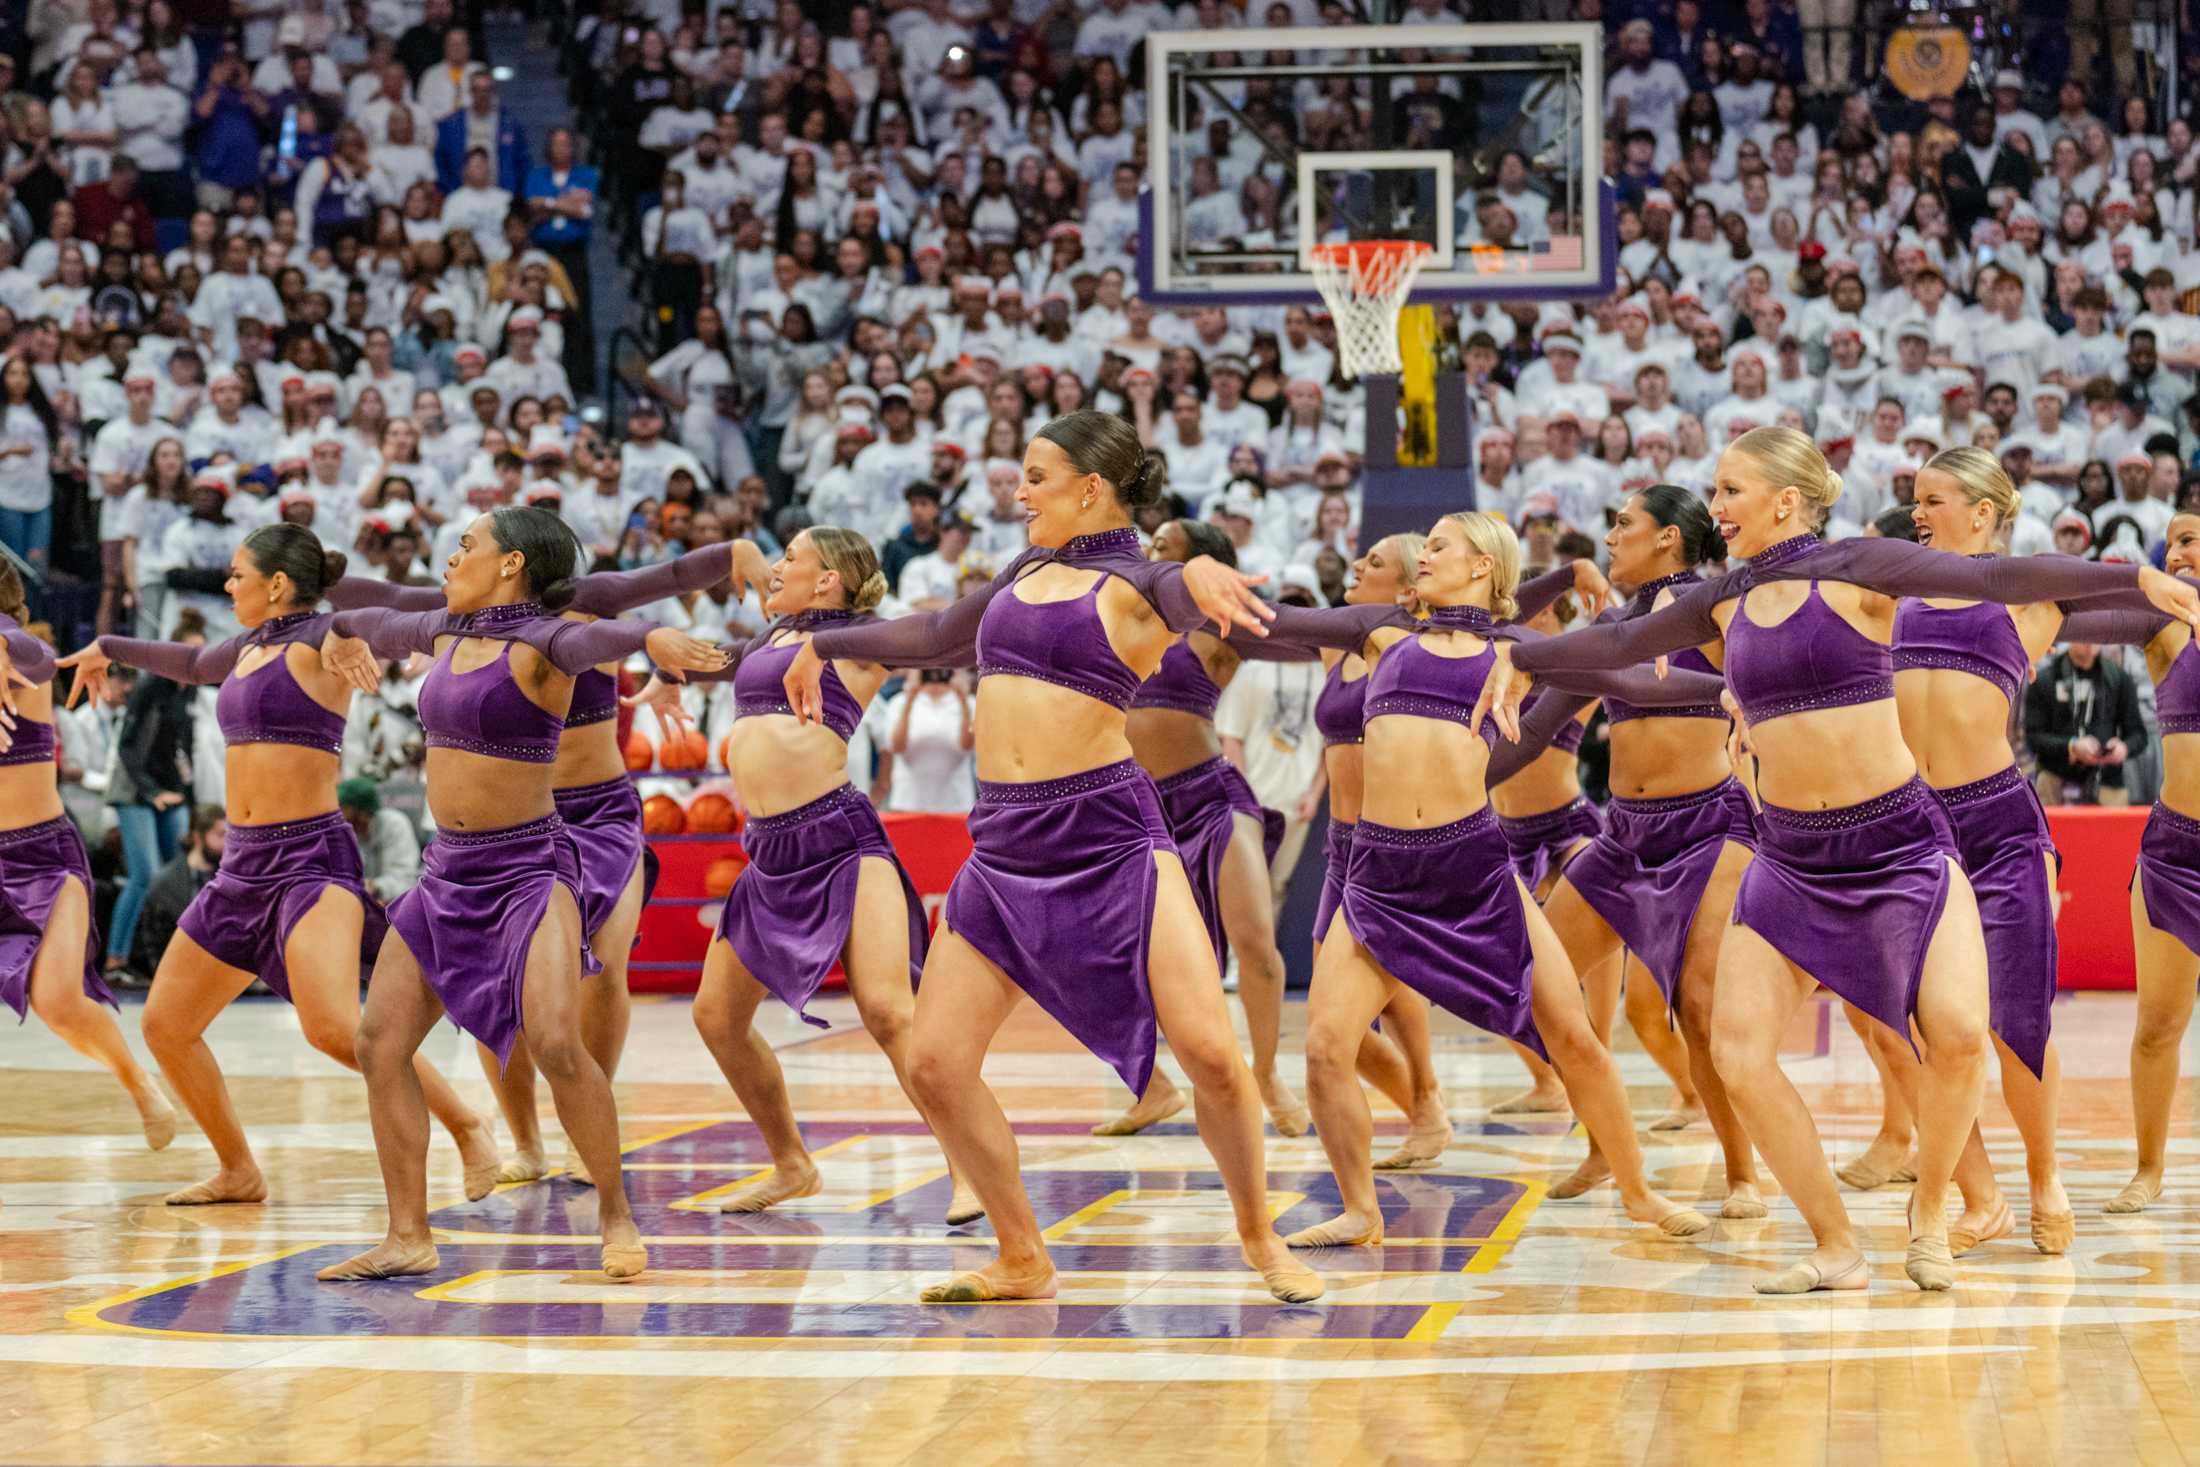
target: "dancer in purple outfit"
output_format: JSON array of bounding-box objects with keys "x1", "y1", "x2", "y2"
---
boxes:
[
  {"x1": 2043, "y1": 514, "x2": 2200, "y2": 1216},
  {"x1": 0, "y1": 561, "x2": 176, "y2": 1150},
  {"x1": 307, "y1": 507, "x2": 726, "y2": 1282},
  {"x1": 1280, "y1": 513, "x2": 1721, "y2": 1250},
  {"x1": 1489, "y1": 488, "x2": 1762, "y2": 1216},
  {"x1": 781, "y1": 410, "x2": 1324, "y2": 1304},
  {"x1": 326, "y1": 538, "x2": 759, "y2": 1186},
  {"x1": 1887, "y1": 448, "x2": 2075, "y2": 1255},
  {"x1": 59, "y1": 526, "x2": 499, "y2": 1204},
  {"x1": 625, "y1": 527, "x2": 978, "y2": 1224},
  {"x1": 1480, "y1": 426, "x2": 2200, "y2": 1292},
  {"x1": 1310, "y1": 532, "x2": 1457, "y2": 1169}
]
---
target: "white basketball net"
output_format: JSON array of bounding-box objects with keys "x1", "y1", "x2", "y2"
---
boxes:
[{"x1": 1308, "y1": 241, "x2": 1433, "y2": 378}]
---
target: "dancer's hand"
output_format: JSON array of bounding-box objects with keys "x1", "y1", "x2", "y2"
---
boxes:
[
  {"x1": 1649, "y1": 582, "x2": 1684, "y2": 678},
  {"x1": 1470, "y1": 641, "x2": 1529, "y2": 742},
  {"x1": 622, "y1": 672, "x2": 695, "y2": 747},
  {"x1": 727, "y1": 539, "x2": 772, "y2": 603},
  {"x1": 782, "y1": 639, "x2": 826, "y2": 726},
  {"x1": 2140, "y1": 566, "x2": 2200, "y2": 630},
  {"x1": 319, "y1": 628, "x2": 381, "y2": 694},
  {"x1": 1183, "y1": 555, "x2": 1275, "y2": 636},
  {"x1": 1568, "y1": 558, "x2": 1612, "y2": 620},
  {"x1": 55, "y1": 644, "x2": 110, "y2": 709},
  {"x1": 644, "y1": 627, "x2": 729, "y2": 677},
  {"x1": 0, "y1": 642, "x2": 25, "y2": 719}
]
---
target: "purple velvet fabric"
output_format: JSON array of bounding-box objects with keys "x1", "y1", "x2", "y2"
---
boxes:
[
  {"x1": 176, "y1": 811, "x2": 383, "y2": 1002},
  {"x1": 0, "y1": 816, "x2": 111, "y2": 1020}
]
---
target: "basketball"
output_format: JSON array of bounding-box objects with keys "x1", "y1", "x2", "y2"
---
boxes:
[
  {"x1": 686, "y1": 791, "x2": 739, "y2": 833},
  {"x1": 622, "y1": 730, "x2": 654, "y2": 771},
  {"x1": 640, "y1": 794, "x2": 686, "y2": 834},
  {"x1": 702, "y1": 853, "x2": 746, "y2": 896},
  {"x1": 660, "y1": 729, "x2": 709, "y2": 770}
]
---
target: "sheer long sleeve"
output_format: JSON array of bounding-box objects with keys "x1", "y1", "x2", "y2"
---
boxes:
[
  {"x1": 327, "y1": 606, "x2": 452, "y2": 660},
  {"x1": 1231, "y1": 603, "x2": 1409, "y2": 660},
  {"x1": 1508, "y1": 578, "x2": 1733, "y2": 675},
  {"x1": 675, "y1": 625, "x2": 772, "y2": 684},
  {"x1": 1511, "y1": 564, "x2": 1581, "y2": 625},
  {"x1": 0, "y1": 616, "x2": 54, "y2": 685},
  {"x1": 325, "y1": 576, "x2": 443, "y2": 612},
  {"x1": 1807, "y1": 538, "x2": 2146, "y2": 610},
  {"x1": 806, "y1": 554, "x2": 1034, "y2": 670},
  {"x1": 568, "y1": 544, "x2": 733, "y2": 616},
  {"x1": 1484, "y1": 691, "x2": 1594, "y2": 788},
  {"x1": 1535, "y1": 661, "x2": 1728, "y2": 706},
  {"x1": 96, "y1": 631, "x2": 246, "y2": 685},
  {"x1": 515, "y1": 617, "x2": 663, "y2": 677},
  {"x1": 2055, "y1": 606, "x2": 2176, "y2": 648}
]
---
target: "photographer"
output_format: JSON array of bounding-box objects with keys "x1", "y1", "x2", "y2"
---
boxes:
[{"x1": 2027, "y1": 641, "x2": 2152, "y2": 807}]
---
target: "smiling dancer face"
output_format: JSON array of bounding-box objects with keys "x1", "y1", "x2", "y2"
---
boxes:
[
  {"x1": 1415, "y1": 511, "x2": 1519, "y2": 613},
  {"x1": 1710, "y1": 430, "x2": 1841, "y2": 555},
  {"x1": 1347, "y1": 534, "x2": 1423, "y2": 608},
  {"x1": 1910, "y1": 447, "x2": 2020, "y2": 555},
  {"x1": 2168, "y1": 514, "x2": 2200, "y2": 574},
  {"x1": 1020, "y1": 415, "x2": 1157, "y2": 547},
  {"x1": 765, "y1": 528, "x2": 888, "y2": 616}
]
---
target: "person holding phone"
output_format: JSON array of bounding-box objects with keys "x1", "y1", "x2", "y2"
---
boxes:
[{"x1": 105, "y1": 607, "x2": 202, "y2": 977}]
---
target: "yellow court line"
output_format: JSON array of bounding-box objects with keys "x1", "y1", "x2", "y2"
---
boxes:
[
  {"x1": 66, "y1": 1243, "x2": 325, "y2": 1338},
  {"x1": 665, "y1": 1134, "x2": 872, "y2": 1212},
  {"x1": 1041, "y1": 1188, "x2": 1304, "y2": 1242},
  {"x1": 424, "y1": 1230, "x2": 1504, "y2": 1248},
  {"x1": 1401, "y1": 1176, "x2": 1548, "y2": 1344}
]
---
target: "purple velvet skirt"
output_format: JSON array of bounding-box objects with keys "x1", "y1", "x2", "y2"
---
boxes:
[
  {"x1": 1935, "y1": 766, "x2": 2057, "y2": 1079},
  {"x1": 1153, "y1": 755, "x2": 1286, "y2": 966},
  {"x1": 553, "y1": 775, "x2": 646, "y2": 944},
  {"x1": 1734, "y1": 778, "x2": 1956, "y2": 1047},
  {"x1": 177, "y1": 810, "x2": 384, "y2": 1003},
  {"x1": 2136, "y1": 801, "x2": 2200, "y2": 963},
  {"x1": 1498, "y1": 797, "x2": 1603, "y2": 895},
  {"x1": 1562, "y1": 778, "x2": 1756, "y2": 1006},
  {"x1": 386, "y1": 813, "x2": 598, "y2": 1070},
  {"x1": 0, "y1": 817, "x2": 112, "y2": 1021},
  {"x1": 715, "y1": 783, "x2": 927, "y2": 1028},
  {"x1": 947, "y1": 760, "x2": 1174, "y2": 1094},
  {"x1": 1340, "y1": 807, "x2": 1547, "y2": 1059},
  {"x1": 1314, "y1": 818, "x2": 1352, "y2": 948}
]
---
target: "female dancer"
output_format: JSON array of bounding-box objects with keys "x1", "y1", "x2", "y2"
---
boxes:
[
  {"x1": 0, "y1": 571, "x2": 175, "y2": 1149},
  {"x1": 626, "y1": 527, "x2": 977, "y2": 1223},
  {"x1": 1884, "y1": 448, "x2": 2073, "y2": 1252},
  {"x1": 326, "y1": 538, "x2": 758, "y2": 1184},
  {"x1": 1284, "y1": 513, "x2": 1723, "y2": 1249},
  {"x1": 781, "y1": 410, "x2": 1323, "y2": 1303},
  {"x1": 1482, "y1": 427, "x2": 2198, "y2": 1291},
  {"x1": 1489, "y1": 488, "x2": 1763, "y2": 1217},
  {"x1": 59, "y1": 526, "x2": 499, "y2": 1204},
  {"x1": 1309, "y1": 532, "x2": 1456, "y2": 1169},
  {"x1": 2044, "y1": 514, "x2": 2200, "y2": 1216},
  {"x1": 309, "y1": 506, "x2": 726, "y2": 1280}
]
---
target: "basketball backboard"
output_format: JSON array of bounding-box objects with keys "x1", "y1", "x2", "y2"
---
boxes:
[{"x1": 1141, "y1": 21, "x2": 1610, "y2": 306}]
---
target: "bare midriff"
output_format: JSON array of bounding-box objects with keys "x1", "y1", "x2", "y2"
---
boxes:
[
  {"x1": 0, "y1": 683, "x2": 62, "y2": 830},
  {"x1": 1893, "y1": 668, "x2": 2019, "y2": 790},
  {"x1": 224, "y1": 744, "x2": 343, "y2": 825},
  {"x1": 424, "y1": 746, "x2": 558, "y2": 829},
  {"x1": 1127, "y1": 705, "x2": 1221, "y2": 781},
  {"x1": 2159, "y1": 732, "x2": 2200, "y2": 816},
  {"x1": 1358, "y1": 715, "x2": 1491, "y2": 829},
  {"x1": 1745, "y1": 700, "x2": 1924, "y2": 811},
  {"x1": 972, "y1": 677, "x2": 1136, "y2": 783},
  {"x1": 727, "y1": 716, "x2": 859, "y2": 818},
  {"x1": 1489, "y1": 742, "x2": 1582, "y2": 820},
  {"x1": 1608, "y1": 718, "x2": 1734, "y2": 801},
  {"x1": 1323, "y1": 742, "x2": 1364, "y2": 825},
  {"x1": 552, "y1": 700, "x2": 631, "y2": 789}
]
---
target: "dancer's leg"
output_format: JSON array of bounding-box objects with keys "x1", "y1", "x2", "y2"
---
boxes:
[
  {"x1": 1672, "y1": 843, "x2": 1763, "y2": 1215},
  {"x1": 1216, "y1": 814, "x2": 1306, "y2": 1134},
  {"x1": 2114, "y1": 877, "x2": 2200, "y2": 1212},
  {"x1": 693, "y1": 935, "x2": 821, "y2": 1212},
  {"x1": 1903, "y1": 862, "x2": 1992, "y2": 1289},
  {"x1": 1838, "y1": 1002, "x2": 1917, "y2": 1189},
  {"x1": 1625, "y1": 956, "x2": 1704, "y2": 1128},
  {"x1": 141, "y1": 930, "x2": 264, "y2": 1202},
  {"x1": 28, "y1": 876, "x2": 174, "y2": 1149},
  {"x1": 1538, "y1": 877, "x2": 1626, "y2": 1199},
  {"x1": 1290, "y1": 921, "x2": 1399, "y2": 1247}
]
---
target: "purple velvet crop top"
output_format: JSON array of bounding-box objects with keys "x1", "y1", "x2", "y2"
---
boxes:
[
  {"x1": 100, "y1": 609, "x2": 348, "y2": 755},
  {"x1": 978, "y1": 559, "x2": 1145, "y2": 708},
  {"x1": 1724, "y1": 578, "x2": 1894, "y2": 725},
  {"x1": 326, "y1": 544, "x2": 736, "y2": 735},
  {"x1": 1363, "y1": 606, "x2": 1506, "y2": 740},
  {"x1": 1315, "y1": 659, "x2": 1367, "y2": 746},
  {"x1": 1603, "y1": 573, "x2": 1728, "y2": 725},
  {"x1": 0, "y1": 615, "x2": 56, "y2": 768},
  {"x1": 1893, "y1": 588, "x2": 2033, "y2": 703},
  {"x1": 1131, "y1": 639, "x2": 1223, "y2": 719},
  {"x1": 734, "y1": 611, "x2": 869, "y2": 740}
]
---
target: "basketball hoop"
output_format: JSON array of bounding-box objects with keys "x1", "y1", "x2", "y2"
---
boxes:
[{"x1": 1308, "y1": 240, "x2": 1433, "y2": 378}]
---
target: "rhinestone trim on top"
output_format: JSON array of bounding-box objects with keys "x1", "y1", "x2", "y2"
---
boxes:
[
  {"x1": 1757, "y1": 778, "x2": 1930, "y2": 831},
  {"x1": 1737, "y1": 678, "x2": 1894, "y2": 724},
  {"x1": 222, "y1": 729, "x2": 345, "y2": 756},
  {"x1": 2149, "y1": 802, "x2": 2200, "y2": 839},
  {"x1": 563, "y1": 702, "x2": 617, "y2": 726},
  {"x1": 1891, "y1": 646, "x2": 2021, "y2": 701},
  {"x1": 2161, "y1": 715, "x2": 2200, "y2": 735},
  {"x1": 1630, "y1": 571, "x2": 1703, "y2": 609},
  {"x1": 1747, "y1": 534, "x2": 1823, "y2": 573},
  {"x1": 975, "y1": 759, "x2": 1145, "y2": 805},
  {"x1": 788, "y1": 608, "x2": 858, "y2": 631},
  {"x1": 250, "y1": 610, "x2": 321, "y2": 641},
  {"x1": 975, "y1": 663, "x2": 1133, "y2": 708},
  {"x1": 425, "y1": 733, "x2": 560, "y2": 763},
  {"x1": 1057, "y1": 528, "x2": 1142, "y2": 561},
  {"x1": 1423, "y1": 604, "x2": 1495, "y2": 632},
  {"x1": 468, "y1": 601, "x2": 545, "y2": 629}
]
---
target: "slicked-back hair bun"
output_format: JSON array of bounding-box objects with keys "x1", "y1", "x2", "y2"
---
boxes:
[{"x1": 1035, "y1": 409, "x2": 1165, "y2": 510}]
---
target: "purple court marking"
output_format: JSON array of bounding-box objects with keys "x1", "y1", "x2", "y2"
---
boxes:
[{"x1": 98, "y1": 1120, "x2": 1526, "y2": 1343}]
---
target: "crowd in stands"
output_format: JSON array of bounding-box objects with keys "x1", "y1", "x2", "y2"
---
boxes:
[{"x1": 3, "y1": 0, "x2": 2196, "y2": 970}]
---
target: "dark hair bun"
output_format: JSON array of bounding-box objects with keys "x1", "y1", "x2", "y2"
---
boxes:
[
  {"x1": 539, "y1": 576, "x2": 579, "y2": 613},
  {"x1": 1123, "y1": 448, "x2": 1167, "y2": 511},
  {"x1": 321, "y1": 549, "x2": 349, "y2": 587},
  {"x1": 1175, "y1": 517, "x2": 1236, "y2": 568},
  {"x1": 1639, "y1": 483, "x2": 1727, "y2": 566},
  {"x1": 1034, "y1": 410, "x2": 1165, "y2": 512}
]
